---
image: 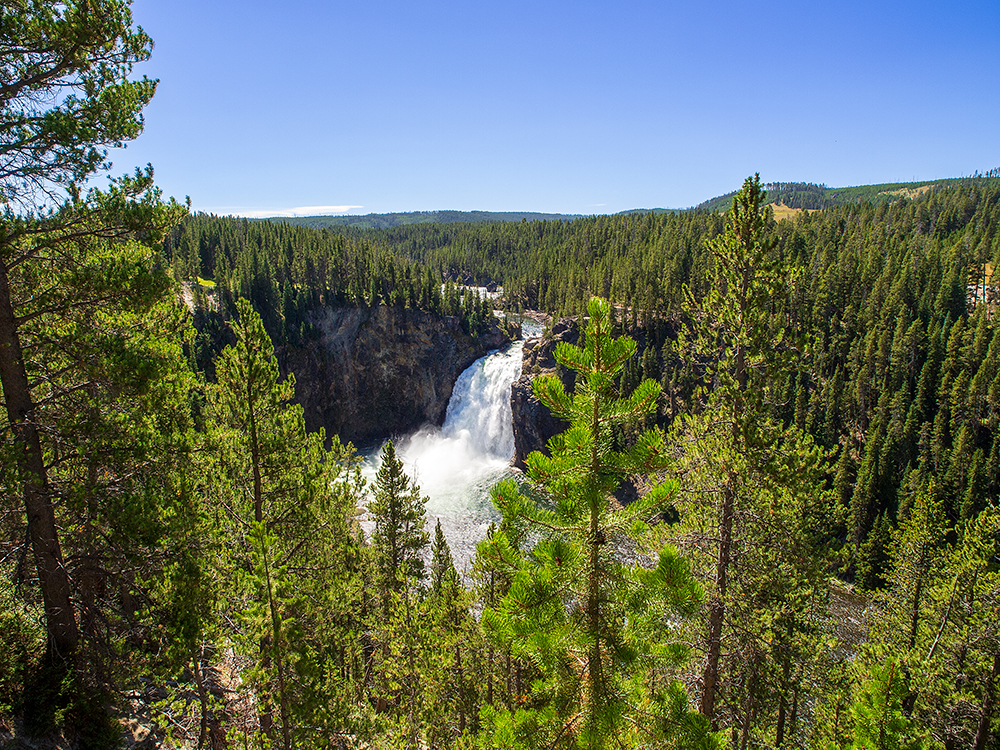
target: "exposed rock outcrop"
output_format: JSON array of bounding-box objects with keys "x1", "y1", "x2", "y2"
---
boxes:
[
  {"x1": 510, "y1": 318, "x2": 579, "y2": 470},
  {"x1": 280, "y1": 304, "x2": 509, "y2": 447}
]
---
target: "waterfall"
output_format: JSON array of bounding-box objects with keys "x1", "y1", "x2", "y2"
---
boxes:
[
  {"x1": 440, "y1": 343, "x2": 521, "y2": 460},
  {"x1": 362, "y1": 340, "x2": 525, "y2": 572}
]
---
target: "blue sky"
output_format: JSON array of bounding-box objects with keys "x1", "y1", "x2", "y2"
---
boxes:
[{"x1": 112, "y1": 0, "x2": 1000, "y2": 217}]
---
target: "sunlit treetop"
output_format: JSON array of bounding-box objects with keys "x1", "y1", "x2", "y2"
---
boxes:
[{"x1": 0, "y1": 0, "x2": 155, "y2": 210}]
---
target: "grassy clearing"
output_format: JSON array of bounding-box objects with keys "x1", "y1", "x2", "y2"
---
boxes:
[
  {"x1": 770, "y1": 203, "x2": 803, "y2": 221},
  {"x1": 880, "y1": 185, "x2": 932, "y2": 199},
  {"x1": 196, "y1": 276, "x2": 217, "y2": 288},
  {"x1": 770, "y1": 203, "x2": 821, "y2": 221}
]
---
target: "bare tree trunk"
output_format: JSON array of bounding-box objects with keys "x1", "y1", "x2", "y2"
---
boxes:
[
  {"x1": 789, "y1": 683, "x2": 799, "y2": 740},
  {"x1": 193, "y1": 654, "x2": 210, "y2": 750},
  {"x1": 739, "y1": 658, "x2": 758, "y2": 750},
  {"x1": 0, "y1": 262, "x2": 78, "y2": 659},
  {"x1": 775, "y1": 641, "x2": 792, "y2": 747}
]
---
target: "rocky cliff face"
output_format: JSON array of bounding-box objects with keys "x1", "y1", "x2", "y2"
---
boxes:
[
  {"x1": 510, "y1": 318, "x2": 579, "y2": 470},
  {"x1": 279, "y1": 304, "x2": 509, "y2": 448}
]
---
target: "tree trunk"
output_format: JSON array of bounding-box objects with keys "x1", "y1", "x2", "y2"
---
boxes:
[
  {"x1": 487, "y1": 571, "x2": 495, "y2": 706},
  {"x1": 193, "y1": 655, "x2": 210, "y2": 750},
  {"x1": 261, "y1": 534, "x2": 291, "y2": 750},
  {"x1": 455, "y1": 644, "x2": 466, "y2": 733},
  {"x1": 586, "y1": 382, "x2": 605, "y2": 732},
  {"x1": 775, "y1": 640, "x2": 792, "y2": 747},
  {"x1": 739, "y1": 658, "x2": 758, "y2": 750},
  {"x1": 974, "y1": 643, "x2": 1000, "y2": 750},
  {"x1": 699, "y1": 478, "x2": 734, "y2": 722},
  {"x1": 0, "y1": 262, "x2": 78, "y2": 659}
]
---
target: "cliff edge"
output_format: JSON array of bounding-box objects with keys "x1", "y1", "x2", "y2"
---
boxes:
[{"x1": 280, "y1": 304, "x2": 509, "y2": 447}]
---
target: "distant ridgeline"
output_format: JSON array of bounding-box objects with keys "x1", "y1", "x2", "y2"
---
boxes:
[
  {"x1": 697, "y1": 170, "x2": 1000, "y2": 212},
  {"x1": 264, "y1": 209, "x2": 584, "y2": 230}
]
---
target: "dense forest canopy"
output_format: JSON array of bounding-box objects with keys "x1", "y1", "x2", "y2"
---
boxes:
[
  {"x1": 1, "y1": 3, "x2": 998, "y2": 748},
  {"x1": 168, "y1": 180, "x2": 1000, "y2": 597}
]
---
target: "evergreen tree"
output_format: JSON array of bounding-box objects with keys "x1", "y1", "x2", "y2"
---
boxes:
[
  {"x1": 431, "y1": 518, "x2": 460, "y2": 599},
  {"x1": 0, "y1": 0, "x2": 186, "y2": 669},
  {"x1": 365, "y1": 440, "x2": 431, "y2": 746},
  {"x1": 480, "y1": 297, "x2": 713, "y2": 749},
  {"x1": 206, "y1": 298, "x2": 358, "y2": 748},
  {"x1": 369, "y1": 440, "x2": 430, "y2": 600},
  {"x1": 670, "y1": 175, "x2": 833, "y2": 737},
  {"x1": 837, "y1": 659, "x2": 926, "y2": 750}
]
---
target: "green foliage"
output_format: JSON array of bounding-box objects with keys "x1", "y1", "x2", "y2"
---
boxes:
[
  {"x1": 206, "y1": 298, "x2": 367, "y2": 747},
  {"x1": 369, "y1": 440, "x2": 430, "y2": 598},
  {"x1": 480, "y1": 297, "x2": 712, "y2": 749},
  {"x1": 848, "y1": 499, "x2": 1000, "y2": 749},
  {"x1": 0, "y1": 5, "x2": 198, "y2": 743},
  {"x1": 838, "y1": 660, "x2": 926, "y2": 750},
  {"x1": 669, "y1": 175, "x2": 835, "y2": 741},
  {"x1": 0, "y1": 0, "x2": 157, "y2": 208},
  {"x1": 0, "y1": 604, "x2": 42, "y2": 716}
]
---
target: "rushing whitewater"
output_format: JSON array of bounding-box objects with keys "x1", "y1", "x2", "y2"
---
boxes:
[{"x1": 362, "y1": 340, "x2": 525, "y2": 573}]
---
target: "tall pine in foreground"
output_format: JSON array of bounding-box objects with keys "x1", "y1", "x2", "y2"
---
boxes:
[
  {"x1": 0, "y1": 3, "x2": 194, "y2": 740},
  {"x1": 206, "y1": 298, "x2": 362, "y2": 749},
  {"x1": 480, "y1": 297, "x2": 715, "y2": 749},
  {"x1": 669, "y1": 174, "x2": 833, "y2": 743},
  {"x1": 0, "y1": 0, "x2": 186, "y2": 682},
  {"x1": 365, "y1": 440, "x2": 430, "y2": 746}
]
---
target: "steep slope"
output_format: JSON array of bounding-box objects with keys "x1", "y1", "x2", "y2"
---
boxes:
[{"x1": 281, "y1": 304, "x2": 510, "y2": 447}]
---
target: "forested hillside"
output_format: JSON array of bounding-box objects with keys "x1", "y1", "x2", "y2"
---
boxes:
[
  {"x1": 695, "y1": 173, "x2": 1000, "y2": 211},
  {"x1": 1, "y1": 4, "x2": 998, "y2": 749},
  {"x1": 269, "y1": 209, "x2": 583, "y2": 230}
]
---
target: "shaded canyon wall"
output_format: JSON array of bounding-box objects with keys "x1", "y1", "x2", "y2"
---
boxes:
[{"x1": 280, "y1": 304, "x2": 509, "y2": 447}]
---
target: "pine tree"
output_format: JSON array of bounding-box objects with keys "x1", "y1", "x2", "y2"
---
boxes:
[
  {"x1": 431, "y1": 518, "x2": 460, "y2": 599},
  {"x1": 207, "y1": 298, "x2": 353, "y2": 748},
  {"x1": 670, "y1": 175, "x2": 834, "y2": 735},
  {"x1": 480, "y1": 297, "x2": 713, "y2": 749},
  {"x1": 369, "y1": 440, "x2": 429, "y2": 601},
  {"x1": 855, "y1": 493, "x2": 1000, "y2": 749},
  {"x1": 0, "y1": 0, "x2": 186, "y2": 667},
  {"x1": 365, "y1": 440, "x2": 430, "y2": 745},
  {"x1": 839, "y1": 660, "x2": 926, "y2": 750}
]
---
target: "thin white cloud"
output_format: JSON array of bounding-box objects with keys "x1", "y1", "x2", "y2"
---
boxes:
[{"x1": 201, "y1": 205, "x2": 364, "y2": 218}]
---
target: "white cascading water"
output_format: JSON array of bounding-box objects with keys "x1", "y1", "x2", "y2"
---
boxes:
[{"x1": 362, "y1": 338, "x2": 527, "y2": 574}]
